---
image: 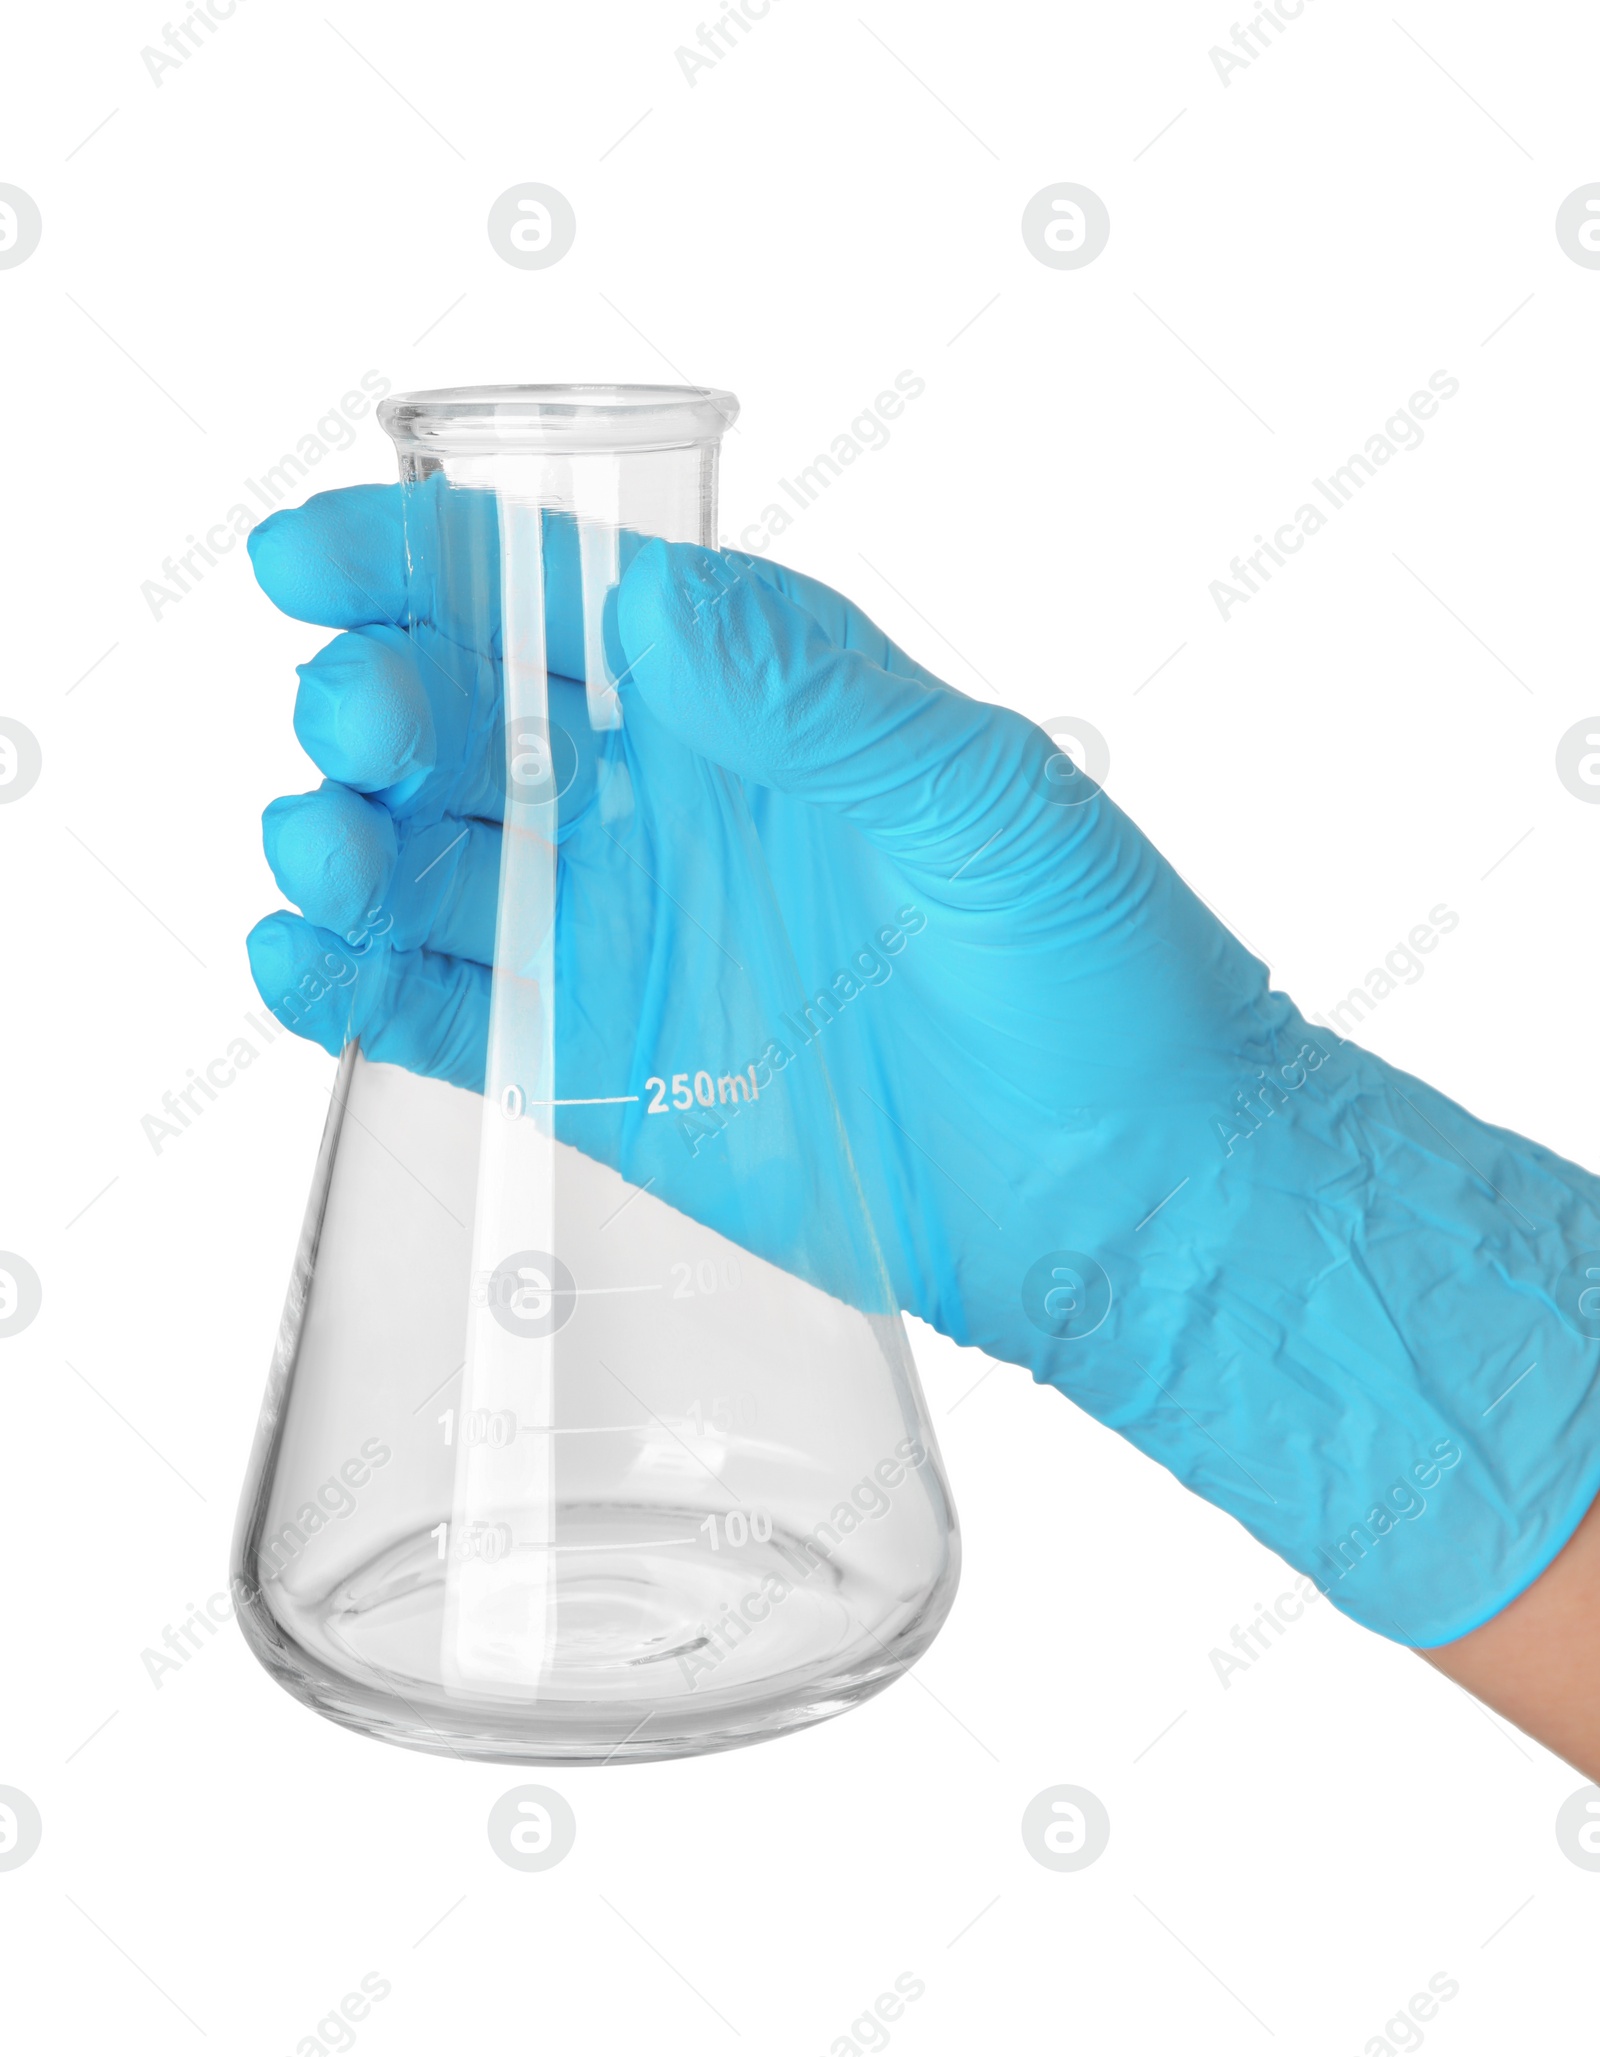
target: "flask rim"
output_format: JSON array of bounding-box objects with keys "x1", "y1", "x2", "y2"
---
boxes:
[{"x1": 377, "y1": 383, "x2": 739, "y2": 455}]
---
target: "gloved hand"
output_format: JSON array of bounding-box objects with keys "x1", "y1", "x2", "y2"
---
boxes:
[{"x1": 247, "y1": 483, "x2": 1600, "y2": 1649}]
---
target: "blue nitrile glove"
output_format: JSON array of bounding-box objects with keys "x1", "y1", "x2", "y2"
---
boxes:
[{"x1": 247, "y1": 483, "x2": 1600, "y2": 1648}]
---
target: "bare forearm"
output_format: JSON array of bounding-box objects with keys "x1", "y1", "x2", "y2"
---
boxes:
[{"x1": 1422, "y1": 1488, "x2": 1600, "y2": 1779}]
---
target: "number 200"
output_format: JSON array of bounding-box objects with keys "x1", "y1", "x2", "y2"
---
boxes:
[{"x1": 671, "y1": 1257, "x2": 741, "y2": 1298}]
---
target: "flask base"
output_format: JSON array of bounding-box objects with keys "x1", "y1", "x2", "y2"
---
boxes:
[{"x1": 232, "y1": 1506, "x2": 958, "y2": 1764}]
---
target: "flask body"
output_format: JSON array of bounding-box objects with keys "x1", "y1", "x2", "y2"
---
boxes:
[{"x1": 233, "y1": 386, "x2": 960, "y2": 1763}]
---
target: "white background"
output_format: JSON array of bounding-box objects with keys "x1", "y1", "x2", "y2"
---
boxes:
[{"x1": 4, "y1": 0, "x2": 1599, "y2": 2049}]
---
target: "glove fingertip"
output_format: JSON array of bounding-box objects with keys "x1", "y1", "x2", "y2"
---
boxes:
[
  {"x1": 247, "y1": 484, "x2": 407, "y2": 627},
  {"x1": 261, "y1": 785, "x2": 397, "y2": 936},
  {"x1": 245, "y1": 910, "x2": 355, "y2": 1056}
]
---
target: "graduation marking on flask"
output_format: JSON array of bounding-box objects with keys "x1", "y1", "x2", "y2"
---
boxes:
[
  {"x1": 500, "y1": 1083, "x2": 639, "y2": 1118},
  {"x1": 644, "y1": 1067, "x2": 762, "y2": 1113}
]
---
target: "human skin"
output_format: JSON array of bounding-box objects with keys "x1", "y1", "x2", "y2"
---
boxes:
[{"x1": 1424, "y1": 1490, "x2": 1600, "y2": 1780}]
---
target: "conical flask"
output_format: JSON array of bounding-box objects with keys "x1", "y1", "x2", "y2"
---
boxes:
[{"x1": 232, "y1": 385, "x2": 961, "y2": 1763}]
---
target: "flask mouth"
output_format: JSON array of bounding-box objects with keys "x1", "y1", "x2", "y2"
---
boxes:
[{"x1": 378, "y1": 383, "x2": 739, "y2": 456}]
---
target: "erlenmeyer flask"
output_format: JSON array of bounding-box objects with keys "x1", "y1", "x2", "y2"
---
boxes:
[{"x1": 232, "y1": 385, "x2": 961, "y2": 1763}]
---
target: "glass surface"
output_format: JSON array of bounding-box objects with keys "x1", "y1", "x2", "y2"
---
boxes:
[{"x1": 231, "y1": 383, "x2": 961, "y2": 1763}]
